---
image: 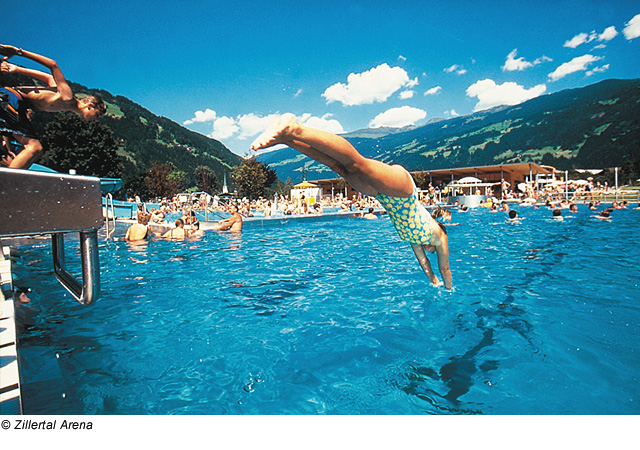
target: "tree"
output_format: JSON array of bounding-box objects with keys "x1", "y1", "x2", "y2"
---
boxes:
[
  {"x1": 144, "y1": 161, "x2": 184, "y2": 199},
  {"x1": 284, "y1": 177, "x2": 294, "y2": 198},
  {"x1": 39, "y1": 112, "x2": 123, "y2": 177},
  {"x1": 167, "y1": 167, "x2": 187, "y2": 192},
  {"x1": 195, "y1": 165, "x2": 219, "y2": 193},
  {"x1": 272, "y1": 179, "x2": 285, "y2": 196},
  {"x1": 122, "y1": 172, "x2": 151, "y2": 201},
  {"x1": 619, "y1": 158, "x2": 640, "y2": 186},
  {"x1": 411, "y1": 171, "x2": 430, "y2": 189},
  {"x1": 233, "y1": 156, "x2": 278, "y2": 200}
]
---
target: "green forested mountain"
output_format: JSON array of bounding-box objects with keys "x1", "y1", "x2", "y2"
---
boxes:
[
  {"x1": 68, "y1": 82, "x2": 241, "y2": 185},
  {"x1": 258, "y1": 78, "x2": 640, "y2": 183},
  {"x1": 1, "y1": 71, "x2": 241, "y2": 187}
]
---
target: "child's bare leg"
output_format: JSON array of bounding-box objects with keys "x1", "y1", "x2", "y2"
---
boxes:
[{"x1": 252, "y1": 114, "x2": 413, "y2": 198}]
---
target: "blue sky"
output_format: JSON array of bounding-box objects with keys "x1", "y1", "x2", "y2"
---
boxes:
[{"x1": 5, "y1": 0, "x2": 640, "y2": 156}]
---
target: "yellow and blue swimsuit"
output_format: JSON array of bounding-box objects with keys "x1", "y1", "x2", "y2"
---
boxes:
[{"x1": 376, "y1": 187, "x2": 434, "y2": 245}]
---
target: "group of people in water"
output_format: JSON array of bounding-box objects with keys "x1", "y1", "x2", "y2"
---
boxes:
[
  {"x1": 504, "y1": 199, "x2": 635, "y2": 222},
  {"x1": 124, "y1": 202, "x2": 244, "y2": 242}
]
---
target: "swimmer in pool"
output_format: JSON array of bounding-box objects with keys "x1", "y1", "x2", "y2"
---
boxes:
[
  {"x1": 159, "y1": 219, "x2": 186, "y2": 239},
  {"x1": 508, "y1": 210, "x2": 522, "y2": 221},
  {"x1": 361, "y1": 207, "x2": 378, "y2": 220},
  {"x1": 189, "y1": 221, "x2": 205, "y2": 238},
  {"x1": 251, "y1": 114, "x2": 451, "y2": 289},
  {"x1": 125, "y1": 212, "x2": 150, "y2": 241},
  {"x1": 213, "y1": 204, "x2": 243, "y2": 232}
]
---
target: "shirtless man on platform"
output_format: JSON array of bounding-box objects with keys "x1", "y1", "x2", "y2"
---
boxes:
[{"x1": 0, "y1": 44, "x2": 106, "y2": 168}]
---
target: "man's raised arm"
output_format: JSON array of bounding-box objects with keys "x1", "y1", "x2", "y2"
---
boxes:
[{"x1": 0, "y1": 45, "x2": 73, "y2": 100}]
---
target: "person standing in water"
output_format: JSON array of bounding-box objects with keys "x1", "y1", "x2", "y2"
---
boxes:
[
  {"x1": 213, "y1": 204, "x2": 243, "y2": 232},
  {"x1": 251, "y1": 114, "x2": 451, "y2": 289}
]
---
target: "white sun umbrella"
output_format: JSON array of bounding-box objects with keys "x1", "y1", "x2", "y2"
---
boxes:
[{"x1": 458, "y1": 176, "x2": 482, "y2": 183}]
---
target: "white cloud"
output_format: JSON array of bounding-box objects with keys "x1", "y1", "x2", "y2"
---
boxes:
[
  {"x1": 502, "y1": 49, "x2": 552, "y2": 72},
  {"x1": 444, "y1": 64, "x2": 458, "y2": 73},
  {"x1": 598, "y1": 26, "x2": 618, "y2": 42},
  {"x1": 322, "y1": 63, "x2": 418, "y2": 106},
  {"x1": 586, "y1": 64, "x2": 610, "y2": 77},
  {"x1": 369, "y1": 106, "x2": 427, "y2": 128},
  {"x1": 299, "y1": 113, "x2": 345, "y2": 134},
  {"x1": 183, "y1": 108, "x2": 217, "y2": 125},
  {"x1": 565, "y1": 25, "x2": 620, "y2": 48},
  {"x1": 445, "y1": 109, "x2": 459, "y2": 117},
  {"x1": 405, "y1": 78, "x2": 419, "y2": 88},
  {"x1": 398, "y1": 55, "x2": 407, "y2": 62},
  {"x1": 623, "y1": 13, "x2": 640, "y2": 40},
  {"x1": 208, "y1": 112, "x2": 345, "y2": 143},
  {"x1": 466, "y1": 79, "x2": 547, "y2": 112},
  {"x1": 236, "y1": 113, "x2": 282, "y2": 139},
  {"x1": 211, "y1": 116, "x2": 238, "y2": 140},
  {"x1": 548, "y1": 54, "x2": 603, "y2": 81},
  {"x1": 425, "y1": 86, "x2": 442, "y2": 96},
  {"x1": 399, "y1": 90, "x2": 415, "y2": 99},
  {"x1": 444, "y1": 64, "x2": 466, "y2": 75},
  {"x1": 564, "y1": 32, "x2": 596, "y2": 48}
]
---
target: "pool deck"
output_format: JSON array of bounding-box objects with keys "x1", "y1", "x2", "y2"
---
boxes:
[{"x1": 0, "y1": 246, "x2": 22, "y2": 414}]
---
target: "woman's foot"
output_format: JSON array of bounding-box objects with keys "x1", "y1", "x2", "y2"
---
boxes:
[{"x1": 250, "y1": 113, "x2": 297, "y2": 150}]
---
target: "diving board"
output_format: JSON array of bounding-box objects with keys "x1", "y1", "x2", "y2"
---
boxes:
[{"x1": 0, "y1": 167, "x2": 104, "y2": 305}]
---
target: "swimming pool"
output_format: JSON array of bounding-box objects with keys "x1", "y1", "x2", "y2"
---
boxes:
[{"x1": 10, "y1": 205, "x2": 640, "y2": 414}]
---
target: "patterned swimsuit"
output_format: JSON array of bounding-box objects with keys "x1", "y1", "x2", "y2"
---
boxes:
[{"x1": 376, "y1": 187, "x2": 434, "y2": 245}]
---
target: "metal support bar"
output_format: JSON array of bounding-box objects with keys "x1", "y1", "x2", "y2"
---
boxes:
[{"x1": 51, "y1": 231, "x2": 100, "y2": 305}]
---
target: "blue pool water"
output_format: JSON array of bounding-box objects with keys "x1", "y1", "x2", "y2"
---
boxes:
[{"x1": 10, "y1": 205, "x2": 640, "y2": 414}]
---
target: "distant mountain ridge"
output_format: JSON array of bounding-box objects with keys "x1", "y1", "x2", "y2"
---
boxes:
[
  {"x1": 341, "y1": 124, "x2": 418, "y2": 139},
  {"x1": 257, "y1": 78, "x2": 640, "y2": 183}
]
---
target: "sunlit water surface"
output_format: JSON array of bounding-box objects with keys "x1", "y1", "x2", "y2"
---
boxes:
[{"x1": 11, "y1": 205, "x2": 639, "y2": 414}]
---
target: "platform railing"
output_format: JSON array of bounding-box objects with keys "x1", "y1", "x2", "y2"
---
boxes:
[
  {"x1": 0, "y1": 167, "x2": 104, "y2": 305},
  {"x1": 51, "y1": 231, "x2": 100, "y2": 305},
  {"x1": 103, "y1": 193, "x2": 116, "y2": 239}
]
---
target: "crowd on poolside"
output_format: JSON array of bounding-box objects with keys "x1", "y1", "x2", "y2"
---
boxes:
[
  {"x1": 498, "y1": 177, "x2": 629, "y2": 203},
  {"x1": 123, "y1": 192, "x2": 382, "y2": 241},
  {"x1": 126, "y1": 185, "x2": 640, "y2": 240},
  {"x1": 128, "y1": 191, "x2": 381, "y2": 223},
  {"x1": 438, "y1": 177, "x2": 628, "y2": 203},
  {"x1": 123, "y1": 180, "x2": 638, "y2": 242}
]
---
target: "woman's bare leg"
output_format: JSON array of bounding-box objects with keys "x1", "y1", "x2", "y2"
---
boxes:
[
  {"x1": 252, "y1": 114, "x2": 414, "y2": 198},
  {"x1": 285, "y1": 140, "x2": 380, "y2": 196}
]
